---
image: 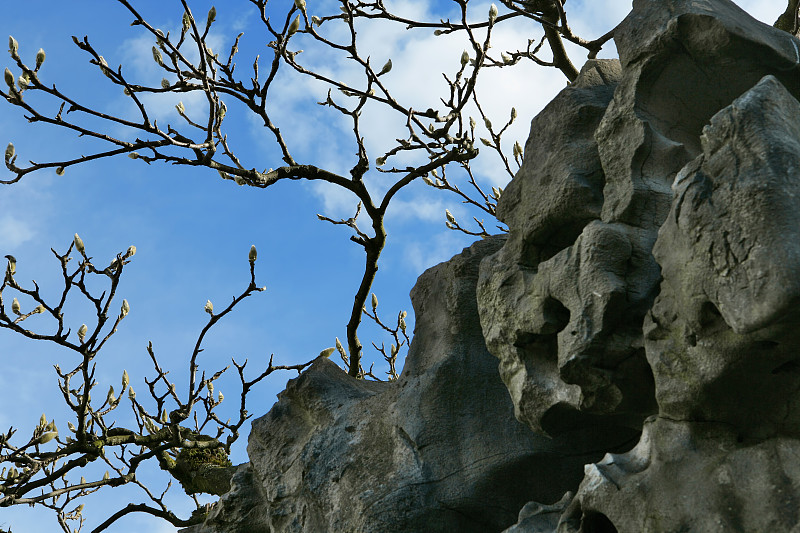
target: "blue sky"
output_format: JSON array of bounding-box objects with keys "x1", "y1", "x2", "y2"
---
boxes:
[{"x1": 0, "y1": 0, "x2": 780, "y2": 531}]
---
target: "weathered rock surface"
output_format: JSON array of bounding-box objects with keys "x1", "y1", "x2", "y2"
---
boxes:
[
  {"x1": 184, "y1": 238, "x2": 632, "y2": 533},
  {"x1": 187, "y1": 0, "x2": 800, "y2": 531}
]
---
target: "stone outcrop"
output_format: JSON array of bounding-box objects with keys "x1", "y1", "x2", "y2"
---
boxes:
[
  {"x1": 478, "y1": 0, "x2": 800, "y2": 531},
  {"x1": 187, "y1": 0, "x2": 800, "y2": 531},
  {"x1": 184, "y1": 238, "x2": 635, "y2": 533}
]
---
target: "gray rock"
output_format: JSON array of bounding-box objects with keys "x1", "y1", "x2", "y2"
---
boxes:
[
  {"x1": 184, "y1": 238, "x2": 613, "y2": 533},
  {"x1": 560, "y1": 416, "x2": 800, "y2": 533},
  {"x1": 647, "y1": 75, "x2": 800, "y2": 440},
  {"x1": 478, "y1": 58, "x2": 657, "y2": 438}
]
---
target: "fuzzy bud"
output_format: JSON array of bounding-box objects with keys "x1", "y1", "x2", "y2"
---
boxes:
[
  {"x1": 8, "y1": 36, "x2": 18, "y2": 57},
  {"x1": 73, "y1": 233, "x2": 85, "y2": 253},
  {"x1": 176, "y1": 101, "x2": 185, "y2": 114},
  {"x1": 4, "y1": 68, "x2": 13, "y2": 88},
  {"x1": 121, "y1": 370, "x2": 129, "y2": 391},
  {"x1": 126, "y1": 245, "x2": 136, "y2": 258},
  {"x1": 510, "y1": 107, "x2": 517, "y2": 121},
  {"x1": 207, "y1": 6, "x2": 217, "y2": 25},
  {"x1": 371, "y1": 293, "x2": 378, "y2": 311},
  {"x1": 377, "y1": 58, "x2": 392, "y2": 77},
  {"x1": 217, "y1": 391, "x2": 224, "y2": 403},
  {"x1": 35, "y1": 48, "x2": 45, "y2": 69},
  {"x1": 502, "y1": 52, "x2": 512, "y2": 64},
  {"x1": 33, "y1": 304, "x2": 45, "y2": 314},
  {"x1": 312, "y1": 16, "x2": 322, "y2": 26},
  {"x1": 294, "y1": 0, "x2": 306, "y2": 12},
  {"x1": 288, "y1": 15, "x2": 301, "y2": 36},
  {"x1": 128, "y1": 386, "x2": 136, "y2": 400},
  {"x1": 103, "y1": 471, "x2": 110, "y2": 481},
  {"x1": 11, "y1": 297, "x2": 20, "y2": 315},
  {"x1": 489, "y1": 3, "x2": 498, "y2": 23},
  {"x1": 445, "y1": 209, "x2": 456, "y2": 224},
  {"x1": 106, "y1": 385, "x2": 115, "y2": 405},
  {"x1": 56, "y1": 166, "x2": 65, "y2": 176},
  {"x1": 121, "y1": 299, "x2": 130, "y2": 318},
  {"x1": 249, "y1": 244, "x2": 257, "y2": 263},
  {"x1": 335, "y1": 336, "x2": 346, "y2": 354},
  {"x1": 161, "y1": 78, "x2": 170, "y2": 89},
  {"x1": 460, "y1": 50, "x2": 469, "y2": 67},
  {"x1": 39, "y1": 431, "x2": 58, "y2": 444},
  {"x1": 152, "y1": 46, "x2": 163, "y2": 66},
  {"x1": 204, "y1": 299, "x2": 213, "y2": 315},
  {"x1": 319, "y1": 347, "x2": 335, "y2": 358},
  {"x1": 4, "y1": 142, "x2": 13, "y2": 162},
  {"x1": 78, "y1": 324, "x2": 88, "y2": 343},
  {"x1": 375, "y1": 156, "x2": 387, "y2": 166}
]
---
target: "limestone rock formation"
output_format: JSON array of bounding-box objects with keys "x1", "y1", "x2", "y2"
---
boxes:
[
  {"x1": 184, "y1": 238, "x2": 634, "y2": 533},
  {"x1": 186, "y1": 0, "x2": 800, "y2": 531},
  {"x1": 478, "y1": 0, "x2": 800, "y2": 531}
]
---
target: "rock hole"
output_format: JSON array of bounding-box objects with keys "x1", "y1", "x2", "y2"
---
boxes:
[
  {"x1": 542, "y1": 297, "x2": 570, "y2": 334},
  {"x1": 582, "y1": 511, "x2": 618, "y2": 533},
  {"x1": 699, "y1": 301, "x2": 722, "y2": 326}
]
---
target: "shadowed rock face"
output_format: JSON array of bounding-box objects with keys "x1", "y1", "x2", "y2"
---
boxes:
[{"x1": 185, "y1": 1, "x2": 800, "y2": 531}]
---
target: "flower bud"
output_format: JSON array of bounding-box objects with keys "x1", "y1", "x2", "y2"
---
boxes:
[
  {"x1": 35, "y1": 48, "x2": 45, "y2": 69},
  {"x1": 249, "y1": 244, "x2": 257, "y2": 263},
  {"x1": 207, "y1": 380, "x2": 214, "y2": 396},
  {"x1": 161, "y1": 78, "x2": 170, "y2": 89},
  {"x1": 103, "y1": 471, "x2": 110, "y2": 481},
  {"x1": 469, "y1": 116, "x2": 476, "y2": 130},
  {"x1": 121, "y1": 299, "x2": 130, "y2": 317},
  {"x1": 204, "y1": 299, "x2": 213, "y2": 315},
  {"x1": 422, "y1": 175, "x2": 435, "y2": 186},
  {"x1": 295, "y1": 0, "x2": 306, "y2": 12},
  {"x1": 78, "y1": 324, "x2": 88, "y2": 343},
  {"x1": 218, "y1": 391, "x2": 224, "y2": 403},
  {"x1": 514, "y1": 141, "x2": 524, "y2": 158},
  {"x1": 11, "y1": 297, "x2": 20, "y2": 315},
  {"x1": 377, "y1": 58, "x2": 392, "y2": 76},
  {"x1": 176, "y1": 101, "x2": 185, "y2": 114},
  {"x1": 502, "y1": 52, "x2": 512, "y2": 64},
  {"x1": 126, "y1": 245, "x2": 136, "y2": 258},
  {"x1": 311, "y1": 16, "x2": 322, "y2": 26},
  {"x1": 128, "y1": 152, "x2": 139, "y2": 159},
  {"x1": 4, "y1": 67, "x2": 13, "y2": 88},
  {"x1": 8, "y1": 36, "x2": 18, "y2": 57},
  {"x1": 56, "y1": 166, "x2": 65, "y2": 176},
  {"x1": 484, "y1": 117, "x2": 492, "y2": 130},
  {"x1": 375, "y1": 156, "x2": 387, "y2": 166},
  {"x1": 182, "y1": 11, "x2": 192, "y2": 31},
  {"x1": 106, "y1": 385, "x2": 115, "y2": 405},
  {"x1": 68, "y1": 421, "x2": 76, "y2": 432},
  {"x1": 152, "y1": 46, "x2": 163, "y2": 66},
  {"x1": 461, "y1": 50, "x2": 469, "y2": 67},
  {"x1": 121, "y1": 369, "x2": 129, "y2": 390},
  {"x1": 319, "y1": 347, "x2": 335, "y2": 358},
  {"x1": 33, "y1": 304, "x2": 45, "y2": 314},
  {"x1": 480, "y1": 137, "x2": 492, "y2": 147},
  {"x1": 371, "y1": 293, "x2": 378, "y2": 311},
  {"x1": 445, "y1": 209, "x2": 456, "y2": 224},
  {"x1": 4, "y1": 142, "x2": 13, "y2": 162},
  {"x1": 335, "y1": 336, "x2": 346, "y2": 356},
  {"x1": 74, "y1": 233, "x2": 85, "y2": 253},
  {"x1": 489, "y1": 3, "x2": 498, "y2": 23},
  {"x1": 39, "y1": 431, "x2": 58, "y2": 444},
  {"x1": 207, "y1": 6, "x2": 217, "y2": 25},
  {"x1": 288, "y1": 15, "x2": 300, "y2": 36},
  {"x1": 511, "y1": 107, "x2": 517, "y2": 121}
]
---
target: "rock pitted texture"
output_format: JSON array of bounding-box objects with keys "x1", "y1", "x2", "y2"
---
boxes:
[
  {"x1": 478, "y1": 0, "x2": 800, "y2": 531},
  {"x1": 186, "y1": 0, "x2": 800, "y2": 531},
  {"x1": 184, "y1": 238, "x2": 631, "y2": 533}
]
